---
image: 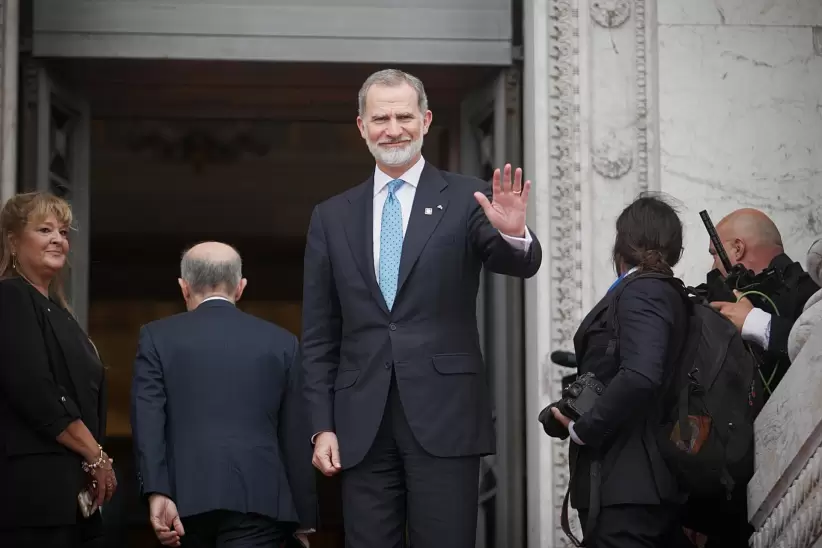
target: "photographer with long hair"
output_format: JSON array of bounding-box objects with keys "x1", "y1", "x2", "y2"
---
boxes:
[{"x1": 547, "y1": 195, "x2": 691, "y2": 547}]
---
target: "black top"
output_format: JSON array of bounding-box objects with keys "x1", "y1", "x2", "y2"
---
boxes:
[
  {"x1": 757, "y1": 253, "x2": 820, "y2": 390},
  {"x1": 0, "y1": 276, "x2": 106, "y2": 528}
]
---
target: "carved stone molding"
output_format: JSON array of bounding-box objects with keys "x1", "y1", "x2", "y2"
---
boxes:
[
  {"x1": 591, "y1": 138, "x2": 633, "y2": 178},
  {"x1": 590, "y1": 0, "x2": 631, "y2": 28},
  {"x1": 634, "y1": 0, "x2": 649, "y2": 191},
  {"x1": 548, "y1": 1, "x2": 582, "y2": 360},
  {"x1": 751, "y1": 445, "x2": 822, "y2": 548},
  {"x1": 549, "y1": 0, "x2": 583, "y2": 544}
]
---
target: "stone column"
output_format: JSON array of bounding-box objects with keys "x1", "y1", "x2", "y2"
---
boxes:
[
  {"x1": 524, "y1": 0, "x2": 659, "y2": 545},
  {"x1": 0, "y1": 0, "x2": 19, "y2": 203}
]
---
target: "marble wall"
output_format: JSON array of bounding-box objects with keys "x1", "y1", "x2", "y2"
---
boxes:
[
  {"x1": 524, "y1": 1, "x2": 822, "y2": 547},
  {"x1": 657, "y1": 0, "x2": 822, "y2": 283}
]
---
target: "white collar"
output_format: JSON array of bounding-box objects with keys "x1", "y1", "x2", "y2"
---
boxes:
[
  {"x1": 200, "y1": 296, "x2": 233, "y2": 304},
  {"x1": 373, "y1": 155, "x2": 426, "y2": 196}
]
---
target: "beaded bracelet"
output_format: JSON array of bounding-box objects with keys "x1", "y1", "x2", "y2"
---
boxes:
[{"x1": 82, "y1": 445, "x2": 110, "y2": 474}]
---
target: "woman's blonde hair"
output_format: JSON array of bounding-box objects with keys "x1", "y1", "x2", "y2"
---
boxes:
[{"x1": 0, "y1": 191, "x2": 74, "y2": 309}]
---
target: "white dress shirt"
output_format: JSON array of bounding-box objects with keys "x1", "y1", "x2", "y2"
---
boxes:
[
  {"x1": 372, "y1": 155, "x2": 532, "y2": 274},
  {"x1": 742, "y1": 307, "x2": 772, "y2": 350}
]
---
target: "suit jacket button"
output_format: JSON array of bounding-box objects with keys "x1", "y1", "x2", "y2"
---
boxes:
[
  {"x1": 384, "y1": 362, "x2": 391, "y2": 369},
  {"x1": 389, "y1": 323, "x2": 397, "y2": 331}
]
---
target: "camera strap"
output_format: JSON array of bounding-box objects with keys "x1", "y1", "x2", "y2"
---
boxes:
[{"x1": 560, "y1": 448, "x2": 590, "y2": 547}]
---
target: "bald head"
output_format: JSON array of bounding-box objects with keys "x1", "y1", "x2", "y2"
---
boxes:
[
  {"x1": 711, "y1": 208, "x2": 784, "y2": 274},
  {"x1": 179, "y1": 242, "x2": 245, "y2": 307}
]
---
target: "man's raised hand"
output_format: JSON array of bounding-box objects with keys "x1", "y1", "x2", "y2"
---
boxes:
[{"x1": 473, "y1": 164, "x2": 531, "y2": 238}]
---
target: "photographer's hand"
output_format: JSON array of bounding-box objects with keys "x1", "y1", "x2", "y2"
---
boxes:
[
  {"x1": 550, "y1": 407, "x2": 571, "y2": 428},
  {"x1": 551, "y1": 408, "x2": 586, "y2": 445},
  {"x1": 710, "y1": 290, "x2": 753, "y2": 332}
]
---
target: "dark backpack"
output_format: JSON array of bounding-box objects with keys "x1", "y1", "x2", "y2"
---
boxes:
[
  {"x1": 614, "y1": 273, "x2": 763, "y2": 498},
  {"x1": 561, "y1": 272, "x2": 763, "y2": 546}
]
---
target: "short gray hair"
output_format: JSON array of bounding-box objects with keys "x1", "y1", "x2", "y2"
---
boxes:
[
  {"x1": 180, "y1": 245, "x2": 242, "y2": 294},
  {"x1": 358, "y1": 69, "x2": 428, "y2": 116}
]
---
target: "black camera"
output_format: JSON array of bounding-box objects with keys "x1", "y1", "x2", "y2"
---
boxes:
[{"x1": 538, "y1": 372, "x2": 605, "y2": 439}]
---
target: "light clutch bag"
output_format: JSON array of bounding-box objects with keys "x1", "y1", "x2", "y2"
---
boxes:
[{"x1": 78, "y1": 488, "x2": 97, "y2": 518}]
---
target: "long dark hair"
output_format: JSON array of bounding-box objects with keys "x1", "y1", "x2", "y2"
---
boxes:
[{"x1": 612, "y1": 193, "x2": 683, "y2": 276}]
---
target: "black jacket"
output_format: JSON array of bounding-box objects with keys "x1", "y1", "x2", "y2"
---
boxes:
[
  {"x1": 130, "y1": 299, "x2": 310, "y2": 525},
  {"x1": 570, "y1": 276, "x2": 688, "y2": 510},
  {"x1": 755, "y1": 253, "x2": 819, "y2": 390},
  {"x1": 0, "y1": 277, "x2": 107, "y2": 529},
  {"x1": 300, "y1": 163, "x2": 542, "y2": 469}
]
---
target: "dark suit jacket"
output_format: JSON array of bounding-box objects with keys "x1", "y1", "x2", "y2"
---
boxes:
[
  {"x1": 130, "y1": 299, "x2": 304, "y2": 525},
  {"x1": 569, "y1": 275, "x2": 688, "y2": 509},
  {"x1": 0, "y1": 276, "x2": 107, "y2": 529},
  {"x1": 301, "y1": 163, "x2": 542, "y2": 469},
  {"x1": 758, "y1": 253, "x2": 819, "y2": 387}
]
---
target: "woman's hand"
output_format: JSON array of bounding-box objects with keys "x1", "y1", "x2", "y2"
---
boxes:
[
  {"x1": 550, "y1": 406, "x2": 572, "y2": 429},
  {"x1": 88, "y1": 452, "x2": 118, "y2": 507}
]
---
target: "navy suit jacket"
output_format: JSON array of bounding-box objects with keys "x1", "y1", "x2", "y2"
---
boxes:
[
  {"x1": 301, "y1": 163, "x2": 543, "y2": 469},
  {"x1": 130, "y1": 299, "x2": 305, "y2": 524},
  {"x1": 570, "y1": 276, "x2": 688, "y2": 509}
]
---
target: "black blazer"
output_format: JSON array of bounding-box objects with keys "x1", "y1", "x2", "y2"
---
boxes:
[
  {"x1": 0, "y1": 277, "x2": 106, "y2": 529},
  {"x1": 758, "y1": 253, "x2": 819, "y2": 386},
  {"x1": 130, "y1": 299, "x2": 305, "y2": 525},
  {"x1": 569, "y1": 276, "x2": 688, "y2": 510},
  {"x1": 301, "y1": 163, "x2": 542, "y2": 469}
]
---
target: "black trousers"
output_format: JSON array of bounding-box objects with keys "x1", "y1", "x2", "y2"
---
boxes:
[
  {"x1": 0, "y1": 525, "x2": 81, "y2": 548},
  {"x1": 577, "y1": 504, "x2": 689, "y2": 548},
  {"x1": 182, "y1": 510, "x2": 288, "y2": 548},
  {"x1": 341, "y1": 374, "x2": 480, "y2": 548}
]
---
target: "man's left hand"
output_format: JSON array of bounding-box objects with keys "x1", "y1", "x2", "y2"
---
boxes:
[
  {"x1": 149, "y1": 494, "x2": 185, "y2": 547},
  {"x1": 474, "y1": 163, "x2": 531, "y2": 238},
  {"x1": 710, "y1": 290, "x2": 753, "y2": 331},
  {"x1": 550, "y1": 407, "x2": 572, "y2": 429}
]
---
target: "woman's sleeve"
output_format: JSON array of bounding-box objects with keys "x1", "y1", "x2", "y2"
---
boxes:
[{"x1": 0, "y1": 282, "x2": 82, "y2": 438}]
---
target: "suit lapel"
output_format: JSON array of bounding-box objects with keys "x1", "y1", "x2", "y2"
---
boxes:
[
  {"x1": 396, "y1": 164, "x2": 449, "y2": 296},
  {"x1": 343, "y1": 178, "x2": 389, "y2": 314},
  {"x1": 573, "y1": 292, "x2": 613, "y2": 356}
]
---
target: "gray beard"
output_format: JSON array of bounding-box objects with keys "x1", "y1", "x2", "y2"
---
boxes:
[{"x1": 366, "y1": 136, "x2": 424, "y2": 167}]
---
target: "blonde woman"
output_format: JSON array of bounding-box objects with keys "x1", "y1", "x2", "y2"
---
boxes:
[{"x1": 0, "y1": 191, "x2": 116, "y2": 547}]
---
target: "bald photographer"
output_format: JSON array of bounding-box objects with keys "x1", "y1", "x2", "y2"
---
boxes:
[
  {"x1": 702, "y1": 208, "x2": 818, "y2": 397},
  {"x1": 689, "y1": 208, "x2": 820, "y2": 548}
]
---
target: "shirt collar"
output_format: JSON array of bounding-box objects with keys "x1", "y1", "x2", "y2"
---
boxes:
[
  {"x1": 373, "y1": 156, "x2": 426, "y2": 196},
  {"x1": 200, "y1": 296, "x2": 233, "y2": 304},
  {"x1": 607, "y1": 266, "x2": 640, "y2": 293}
]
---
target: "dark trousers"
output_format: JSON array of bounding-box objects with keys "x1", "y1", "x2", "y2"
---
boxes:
[
  {"x1": 182, "y1": 510, "x2": 287, "y2": 548},
  {"x1": 685, "y1": 487, "x2": 753, "y2": 548},
  {"x1": 0, "y1": 525, "x2": 80, "y2": 548},
  {"x1": 577, "y1": 504, "x2": 688, "y2": 548},
  {"x1": 341, "y1": 375, "x2": 480, "y2": 548}
]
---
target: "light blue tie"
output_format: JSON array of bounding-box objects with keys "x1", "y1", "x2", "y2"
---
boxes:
[{"x1": 379, "y1": 179, "x2": 404, "y2": 310}]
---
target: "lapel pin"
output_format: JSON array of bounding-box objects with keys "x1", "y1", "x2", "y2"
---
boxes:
[
  {"x1": 424, "y1": 207, "x2": 433, "y2": 215},
  {"x1": 437, "y1": 205, "x2": 443, "y2": 210}
]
